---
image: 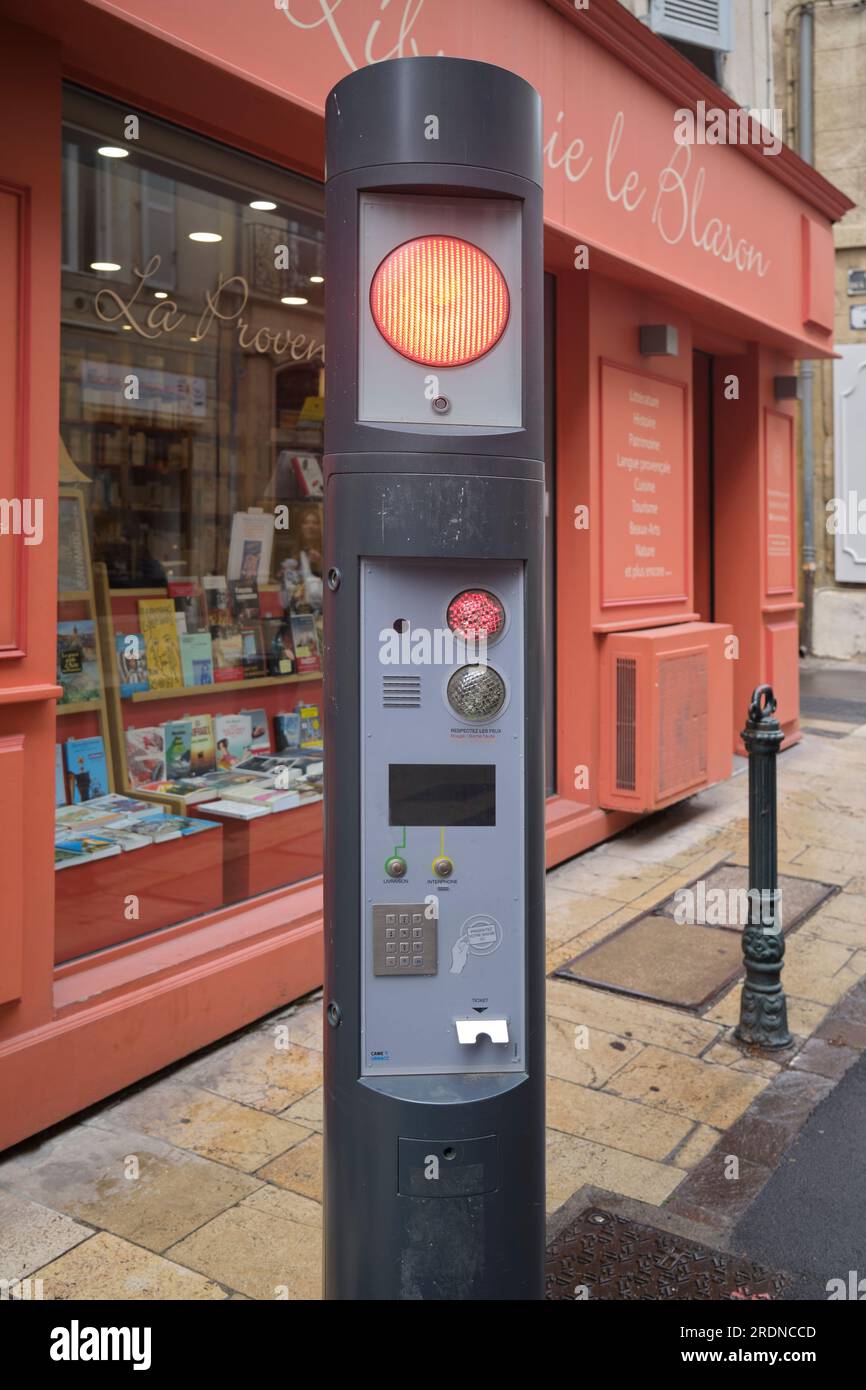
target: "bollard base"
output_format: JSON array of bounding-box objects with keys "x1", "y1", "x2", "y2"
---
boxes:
[{"x1": 735, "y1": 983, "x2": 793, "y2": 1050}]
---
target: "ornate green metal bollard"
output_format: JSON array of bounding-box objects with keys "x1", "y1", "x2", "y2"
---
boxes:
[{"x1": 735, "y1": 685, "x2": 793, "y2": 1049}]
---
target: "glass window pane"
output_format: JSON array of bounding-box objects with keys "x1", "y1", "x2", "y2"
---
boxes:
[{"x1": 55, "y1": 87, "x2": 325, "y2": 962}]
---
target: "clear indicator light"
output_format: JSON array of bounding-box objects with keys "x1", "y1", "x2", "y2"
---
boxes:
[{"x1": 447, "y1": 665, "x2": 507, "y2": 723}]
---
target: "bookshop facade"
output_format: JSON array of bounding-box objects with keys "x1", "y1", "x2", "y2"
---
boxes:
[{"x1": 0, "y1": 0, "x2": 850, "y2": 1147}]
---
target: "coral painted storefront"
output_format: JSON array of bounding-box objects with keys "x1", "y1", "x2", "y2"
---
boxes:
[{"x1": 0, "y1": 0, "x2": 850, "y2": 1149}]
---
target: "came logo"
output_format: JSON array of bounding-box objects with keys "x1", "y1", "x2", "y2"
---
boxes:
[{"x1": 50, "y1": 1321, "x2": 152, "y2": 1372}]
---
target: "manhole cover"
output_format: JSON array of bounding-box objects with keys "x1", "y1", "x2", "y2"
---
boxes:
[
  {"x1": 546, "y1": 1208, "x2": 788, "y2": 1301},
  {"x1": 652, "y1": 862, "x2": 837, "y2": 933},
  {"x1": 553, "y1": 862, "x2": 837, "y2": 1010},
  {"x1": 555, "y1": 915, "x2": 741, "y2": 1010}
]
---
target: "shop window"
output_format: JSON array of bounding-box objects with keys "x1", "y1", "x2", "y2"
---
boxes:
[{"x1": 55, "y1": 87, "x2": 326, "y2": 962}]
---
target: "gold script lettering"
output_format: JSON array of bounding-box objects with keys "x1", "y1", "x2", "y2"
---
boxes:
[
  {"x1": 91, "y1": 256, "x2": 325, "y2": 359},
  {"x1": 94, "y1": 255, "x2": 170, "y2": 338},
  {"x1": 195, "y1": 274, "x2": 249, "y2": 340}
]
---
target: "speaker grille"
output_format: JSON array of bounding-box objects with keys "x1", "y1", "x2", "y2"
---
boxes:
[
  {"x1": 615, "y1": 658, "x2": 637, "y2": 791},
  {"x1": 382, "y1": 675, "x2": 421, "y2": 708},
  {"x1": 657, "y1": 650, "x2": 708, "y2": 797}
]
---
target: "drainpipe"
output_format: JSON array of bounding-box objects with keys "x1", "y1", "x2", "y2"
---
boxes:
[
  {"x1": 765, "y1": 0, "x2": 774, "y2": 110},
  {"x1": 799, "y1": 3, "x2": 816, "y2": 654}
]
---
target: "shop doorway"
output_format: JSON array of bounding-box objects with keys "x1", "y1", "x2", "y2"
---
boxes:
[{"x1": 693, "y1": 350, "x2": 715, "y2": 622}]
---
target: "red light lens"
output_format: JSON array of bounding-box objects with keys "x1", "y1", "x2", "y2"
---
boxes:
[
  {"x1": 447, "y1": 589, "x2": 506, "y2": 645},
  {"x1": 370, "y1": 236, "x2": 510, "y2": 367}
]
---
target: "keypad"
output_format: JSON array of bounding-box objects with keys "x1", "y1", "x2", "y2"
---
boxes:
[{"x1": 372, "y1": 903, "x2": 438, "y2": 976}]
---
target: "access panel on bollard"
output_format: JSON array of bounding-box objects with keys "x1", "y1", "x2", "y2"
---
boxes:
[{"x1": 322, "y1": 56, "x2": 546, "y2": 1300}]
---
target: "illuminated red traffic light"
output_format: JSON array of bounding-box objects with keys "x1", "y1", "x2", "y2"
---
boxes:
[
  {"x1": 447, "y1": 589, "x2": 506, "y2": 645},
  {"x1": 369, "y1": 235, "x2": 509, "y2": 367}
]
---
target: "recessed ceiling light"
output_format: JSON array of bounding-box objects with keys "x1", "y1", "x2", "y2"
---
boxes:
[
  {"x1": 190, "y1": 336, "x2": 199, "y2": 342},
  {"x1": 154, "y1": 291, "x2": 168, "y2": 299},
  {"x1": 122, "y1": 324, "x2": 132, "y2": 331},
  {"x1": 97, "y1": 145, "x2": 129, "y2": 159},
  {"x1": 281, "y1": 295, "x2": 308, "y2": 306},
  {"x1": 189, "y1": 232, "x2": 222, "y2": 243},
  {"x1": 250, "y1": 199, "x2": 277, "y2": 211},
  {"x1": 309, "y1": 275, "x2": 324, "y2": 284},
  {"x1": 90, "y1": 261, "x2": 121, "y2": 272}
]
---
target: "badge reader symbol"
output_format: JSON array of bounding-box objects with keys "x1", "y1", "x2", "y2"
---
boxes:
[{"x1": 449, "y1": 914, "x2": 503, "y2": 974}]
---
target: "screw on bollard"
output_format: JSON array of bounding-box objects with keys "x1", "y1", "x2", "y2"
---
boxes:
[{"x1": 735, "y1": 684, "x2": 792, "y2": 1049}]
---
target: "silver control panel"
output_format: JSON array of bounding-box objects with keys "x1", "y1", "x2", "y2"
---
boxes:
[{"x1": 360, "y1": 558, "x2": 525, "y2": 1076}]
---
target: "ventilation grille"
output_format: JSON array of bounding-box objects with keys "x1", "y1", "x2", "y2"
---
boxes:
[
  {"x1": 657, "y1": 651, "x2": 708, "y2": 798},
  {"x1": 615, "y1": 658, "x2": 637, "y2": 792},
  {"x1": 382, "y1": 675, "x2": 421, "y2": 709}
]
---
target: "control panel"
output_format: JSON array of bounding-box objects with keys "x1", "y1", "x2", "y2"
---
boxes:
[{"x1": 360, "y1": 558, "x2": 525, "y2": 1076}]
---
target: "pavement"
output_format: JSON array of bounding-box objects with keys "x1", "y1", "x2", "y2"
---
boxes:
[
  {"x1": 2, "y1": 696, "x2": 866, "y2": 1300},
  {"x1": 734, "y1": 1042, "x2": 866, "y2": 1301},
  {"x1": 800, "y1": 655, "x2": 866, "y2": 726}
]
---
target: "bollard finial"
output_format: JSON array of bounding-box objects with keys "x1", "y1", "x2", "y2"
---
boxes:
[{"x1": 748, "y1": 684, "x2": 777, "y2": 723}]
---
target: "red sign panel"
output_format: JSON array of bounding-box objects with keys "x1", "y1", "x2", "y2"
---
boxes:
[
  {"x1": 600, "y1": 363, "x2": 687, "y2": 607},
  {"x1": 764, "y1": 410, "x2": 795, "y2": 595}
]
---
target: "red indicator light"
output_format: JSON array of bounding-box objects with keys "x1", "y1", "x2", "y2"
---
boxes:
[
  {"x1": 447, "y1": 589, "x2": 506, "y2": 645},
  {"x1": 370, "y1": 236, "x2": 510, "y2": 367}
]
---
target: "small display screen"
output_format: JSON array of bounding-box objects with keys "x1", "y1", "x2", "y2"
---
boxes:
[{"x1": 389, "y1": 764, "x2": 495, "y2": 827}]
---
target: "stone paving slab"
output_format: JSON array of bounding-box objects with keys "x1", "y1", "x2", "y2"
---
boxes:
[
  {"x1": 0, "y1": 1120, "x2": 263, "y2": 1253},
  {"x1": 34, "y1": 1231, "x2": 228, "y2": 1300},
  {"x1": 165, "y1": 1201, "x2": 320, "y2": 1301},
  {"x1": 95, "y1": 1080, "x2": 313, "y2": 1173},
  {"x1": 181, "y1": 1036, "x2": 322, "y2": 1114},
  {"x1": 605, "y1": 1045, "x2": 768, "y2": 1128},
  {"x1": 546, "y1": 977, "x2": 722, "y2": 1056},
  {"x1": 258, "y1": 1133, "x2": 323, "y2": 1200},
  {"x1": 545, "y1": 1128, "x2": 684, "y2": 1212},
  {"x1": 0, "y1": 1190, "x2": 91, "y2": 1284},
  {"x1": 546, "y1": 1075, "x2": 694, "y2": 1161}
]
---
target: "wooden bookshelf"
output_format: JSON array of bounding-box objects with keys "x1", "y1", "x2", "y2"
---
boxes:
[
  {"x1": 56, "y1": 488, "x2": 117, "y2": 796},
  {"x1": 108, "y1": 588, "x2": 168, "y2": 599},
  {"x1": 57, "y1": 698, "x2": 104, "y2": 717},
  {"x1": 129, "y1": 671, "x2": 320, "y2": 703}
]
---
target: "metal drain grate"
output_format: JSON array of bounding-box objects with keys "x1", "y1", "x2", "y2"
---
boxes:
[{"x1": 546, "y1": 1208, "x2": 788, "y2": 1301}]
